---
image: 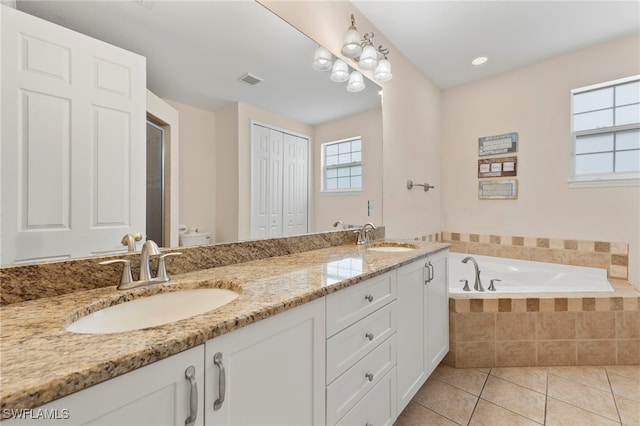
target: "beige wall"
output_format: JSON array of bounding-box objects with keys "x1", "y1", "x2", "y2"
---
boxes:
[
  {"x1": 166, "y1": 100, "x2": 216, "y2": 241},
  {"x1": 313, "y1": 108, "x2": 383, "y2": 231},
  {"x1": 442, "y1": 34, "x2": 640, "y2": 288},
  {"x1": 215, "y1": 104, "x2": 239, "y2": 243},
  {"x1": 261, "y1": 1, "x2": 443, "y2": 242}
]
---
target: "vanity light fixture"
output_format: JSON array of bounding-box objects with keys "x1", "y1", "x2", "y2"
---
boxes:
[
  {"x1": 311, "y1": 13, "x2": 392, "y2": 91},
  {"x1": 347, "y1": 71, "x2": 365, "y2": 92}
]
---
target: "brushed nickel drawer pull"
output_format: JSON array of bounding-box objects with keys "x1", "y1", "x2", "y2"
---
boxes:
[
  {"x1": 365, "y1": 332, "x2": 374, "y2": 341},
  {"x1": 213, "y1": 352, "x2": 225, "y2": 411},
  {"x1": 184, "y1": 366, "x2": 198, "y2": 426},
  {"x1": 365, "y1": 372, "x2": 374, "y2": 382},
  {"x1": 364, "y1": 294, "x2": 374, "y2": 303}
]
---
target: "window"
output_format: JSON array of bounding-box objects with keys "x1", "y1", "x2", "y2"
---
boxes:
[
  {"x1": 570, "y1": 75, "x2": 640, "y2": 187},
  {"x1": 322, "y1": 137, "x2": 362, "y2": 192}
]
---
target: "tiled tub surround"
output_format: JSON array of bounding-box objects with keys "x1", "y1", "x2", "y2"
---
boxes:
[
  {"x1": 0, "y1": 227, "x2": 384, "y2": 306},
  {"x1": 441, "y1": 231, "x2": 629, "y2": 281},
  {"x1": 0, "y1": 236, "x2": 446, "y2": 413},
  {"x1": 442, "y1": 232, "x2": 639, "y2": 368}
]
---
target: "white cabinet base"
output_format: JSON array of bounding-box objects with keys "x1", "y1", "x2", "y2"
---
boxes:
[{"x1": 204, "y1": 298, "x2": 325, "y2": 426}]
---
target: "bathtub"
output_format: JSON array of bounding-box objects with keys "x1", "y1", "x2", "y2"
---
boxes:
[{"x1": 449, "y1": 253, "x2": 613, "y2": 293}]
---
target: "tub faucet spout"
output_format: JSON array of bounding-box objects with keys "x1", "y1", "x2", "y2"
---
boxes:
[{"x1": 461, "y1": 256, "x2": 484, "y2": 291}]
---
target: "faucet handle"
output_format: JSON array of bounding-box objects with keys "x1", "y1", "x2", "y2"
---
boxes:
[
  {"x1": 460, "y1": 279, "x2": 470, "y2": 292},
  {"x1": 100, "y1": 259, "x2": 133, "y2": 287},
  {"x1": 488, "y1": 279, "x2": 501, "y2": 291},
  {"x1": 156, "y1": 252, "x2": 182, "y2": 282}
]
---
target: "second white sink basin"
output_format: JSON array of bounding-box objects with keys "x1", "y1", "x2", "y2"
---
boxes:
[
  {"x1": 66, "y1": 288, "x2": 239, "y2": 334},
  {"x1": 367, "y1": 246, "x2": 416, "y2": 252},
  {"x1": 367, "y1": 242, "x2": 418, "y2": 253}
]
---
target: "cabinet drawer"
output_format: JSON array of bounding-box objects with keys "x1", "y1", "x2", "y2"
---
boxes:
[
  {"x1": 327, "y1": 334, "x2": 396, "y2": 425},
  {"x1": 335, "y1": 367, "x2": 397, "y2": 426},
  {"x1": 326, "y1": 271, "x2": 396, "y2": 337},
  {"x1": 327, "y1": 302, "x2": 396, "y2": 384}
]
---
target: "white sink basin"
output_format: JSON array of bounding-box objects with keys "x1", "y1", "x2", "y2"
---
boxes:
[
  {"x1": 367, "y1": 246, "x2": 416, "y2": 252},
  {"x1": 367, "y1": 243, "x2": 418, "y2": 252},
  {"x1": 66, "y1": 288, "x2": 239, "y2": 334}
]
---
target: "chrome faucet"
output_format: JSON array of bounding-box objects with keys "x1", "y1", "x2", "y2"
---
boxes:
[
  {"x1": 139, "y1": 240, "x2": 161, "y2": 282},
  {"x1": 100, "y1": 239, "x2": 181, "y2": 290},
  {"x1": 461, "y1": 256, "x2": 484, "y2": 291},
  {"x1": 355, "y1": 222, "x2": 377, "y2": 245}
]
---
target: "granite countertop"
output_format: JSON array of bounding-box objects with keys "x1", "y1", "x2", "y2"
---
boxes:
[{"x1": 0, "y1": 240, "x2": 449, "y2": 412}]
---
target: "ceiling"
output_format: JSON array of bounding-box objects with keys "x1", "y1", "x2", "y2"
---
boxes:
[
  {"x1": 14, "y1": 1, "x2": 640, "y2": 123},
  {"x1": 353, "y1": 1, "x2": 640, "y2": 89}
]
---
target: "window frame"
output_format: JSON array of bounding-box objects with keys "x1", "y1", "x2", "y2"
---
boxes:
[
  {"x1": 320, "y1": 136, "x2": 363, "y2": 194},
  {"x1": 569, "y1": 75, "x2": 640, "y2": 188}
]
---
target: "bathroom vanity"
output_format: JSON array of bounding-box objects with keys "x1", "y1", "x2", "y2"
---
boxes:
[{"x1": 0, "y1": 241, "x2": 449, "y2": 425}]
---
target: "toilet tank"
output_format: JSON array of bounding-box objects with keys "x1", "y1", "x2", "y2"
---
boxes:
[{"x1": 179, "y1": 232, "x2": 211, "y2": 247}]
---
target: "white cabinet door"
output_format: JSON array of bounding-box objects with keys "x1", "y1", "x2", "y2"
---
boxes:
[
  {"x1": 396, "y1": 250, "x2": 450, "y2": 413},
  {"x1": 3, "y1": 346, "x2": 204, "y2": 426},
  {"x1": 395, "y1": 259, "x2": 427, "y2": 413},
  {"x1": 204, "y1": 298, "x2": 325, "y2": 426},
  {"x1": 1, "y1": 6, "x2": 146, "y2": 264},
  {"x1": 425, "y1": 251, "x2": 449, "y2": 376}
]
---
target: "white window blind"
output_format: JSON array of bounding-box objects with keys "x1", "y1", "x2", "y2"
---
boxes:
[
  {"x1": 322, "y1": 137, "x2": 362, "y2": 192},
  {"x1": 571, "y1": 75, "x2": 640, "y2": 187}
]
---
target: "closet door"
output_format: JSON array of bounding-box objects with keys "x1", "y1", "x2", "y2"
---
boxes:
[
  {"x1": 251, "y1": 123, "x2": 307, "y2": 239},
  {"x1": 1, "y1": 6, "x2": 146, "y2": 264},
  {"x1": 283, "y1": 134, "x2": 308, "y2": 236},
  {"x1": 251, "y1": 125, "x2": 271, "y2": 239},
  {"x1": 251, "y1": 124, "x2": 283, "y2": 239},
  {"x1": 268, "y1": 130, "x2": 284, "y2": 238}
]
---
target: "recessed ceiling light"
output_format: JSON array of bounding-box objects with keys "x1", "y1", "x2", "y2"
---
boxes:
[{"x1": 472, "y1": 56, "x2": 488, "y2": 66}]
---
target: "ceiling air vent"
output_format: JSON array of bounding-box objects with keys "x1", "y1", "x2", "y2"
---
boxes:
[{"x1": 238, "y1": 73, "x2": 263, "y2": 86}]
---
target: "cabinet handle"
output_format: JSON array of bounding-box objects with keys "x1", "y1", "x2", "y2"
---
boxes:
[
  {"x1": 213, "y1": 352, "x2": 226, "y2": 411},
  {"x1": 428, "y1": 261, "x2": 434, "y2": 282},
  {"x1": 365, "y1": 332, "x2": 374, "y2": 341},
  {"x1": 424, "y1": 262, "x2": 431, "y2": 284},
  {"x1": 184, "y1": 366, "x2": 198, "y2": 426},
  {"x1": 364, "y1": 294, "x2": 374, "y2": 303},
  {"x1": 366, "y1": 423, "x2": 373, "y2": 426},
  {"x1": 365, "y1": 372, "x2": 374, "y2": 382}
]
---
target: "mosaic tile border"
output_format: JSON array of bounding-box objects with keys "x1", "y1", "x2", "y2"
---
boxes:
[
  {"x1": 450, "y1": 295, "x2": 640, "y2": 313},
  {"x1": 441, "y1": 231, "x2": 629, "y2": 280}
]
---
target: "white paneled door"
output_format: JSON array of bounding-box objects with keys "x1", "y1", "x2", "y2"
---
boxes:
[
  {"x1": 251, "y1": 122, "x2": 308, "y2": 239},
  {"x1": 1, "y1": 6, "x2": 146, "y2": 264}
]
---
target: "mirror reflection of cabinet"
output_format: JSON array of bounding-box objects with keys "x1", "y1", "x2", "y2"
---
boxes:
[
  {"x1": 251, "y1": 122, "x2": 308, "y2": 239},
  {"x1": 0, "y1": 6, "x2": 146, "y2": 264}
]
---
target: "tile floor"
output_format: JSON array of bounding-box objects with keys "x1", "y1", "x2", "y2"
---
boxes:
[{"x1": 395, "y1": 363, "x2": 640, "y2": 425}]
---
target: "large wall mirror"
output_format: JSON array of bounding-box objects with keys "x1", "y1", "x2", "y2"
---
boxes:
[{"x1": 6, "y1": 0, "x2": 383, "y2": 264}]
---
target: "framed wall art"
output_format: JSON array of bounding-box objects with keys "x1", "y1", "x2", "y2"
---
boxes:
[
  {"x1": 478, "y1": 132, "x2": 518, "y2": 156},
  {"x1": 478, "y1": 179, "x2": 518, "y2": 200}
]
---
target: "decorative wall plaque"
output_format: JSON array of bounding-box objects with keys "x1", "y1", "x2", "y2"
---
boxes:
[
  {"x1": 478, "y1": 179, "x2": 518, "y2": 200},
  {"x1": 478, "y1": 156, "x2": 517, "y2": 178},
  {"x1": 478, "y1": 132, "x2": 518, "y2": 156}
]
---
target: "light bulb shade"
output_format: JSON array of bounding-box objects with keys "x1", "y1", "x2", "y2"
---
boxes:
[
  {"x1": 358, "y1": 45, "x2": 378, "y2": 70},
  {"x1": 312, "y1": 46, "x2": 333, "y2": 71},
  {"x1": 330, "y1": 59, "x2": 349, "y2": 82},
  {"x1": 374, "y1": 58, "x2": 392, "y2": 82},
  {"x1": 341, "y1": 27, "x2": 363, "y2": 58},
  {"x1": 347, "y1": 71, "x2": 366, "y2": 92}
]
